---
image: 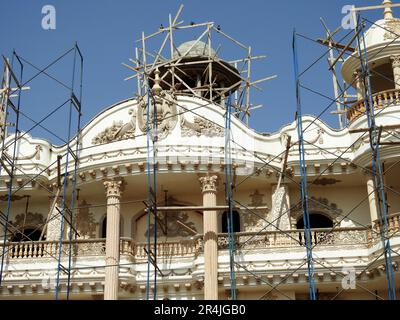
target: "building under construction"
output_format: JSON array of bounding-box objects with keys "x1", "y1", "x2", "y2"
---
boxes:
[{"x1": 1, "y1": 1, "x2": 400, "y2": 300}]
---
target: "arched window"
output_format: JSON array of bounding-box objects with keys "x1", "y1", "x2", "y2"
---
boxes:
[
  {"x1": 222, "y1": 211, "x2": 241, "y2": 233},
  {"x1": 296, "y1": 213, "x2": 333, "y2": 230},
  {"x1": 101, "y1": 216, "x2": 124, "y2": 238}
]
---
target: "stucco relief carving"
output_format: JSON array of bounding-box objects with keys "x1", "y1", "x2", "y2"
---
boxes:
[
  {"x1": 91, "y1": 109, "x2": 136, "y2": 145},
  {"x1": 145, "y1": 211, "x2": 198, "y2": 238},
  {"x1": 384, "y1": 19, "x2": 400, "y2": 40},
  {"x1": 74, "y1": 200, "x2": 98, "y2": 239},
  {"x1": 181, "y1": 116, "x2": 224, "y2": 137},
  {"x1": 243, "y1": 190, "x2": 269, "y2": 232},
  {"x1": 290, "y1": 196, "x2": 343, "y2": 222},
  {"x1": 137, "y1": 70, "x2": 178, "y2": 140},
  {"x1": 306, "y1": 128, "x2": 325, "y2": 145},
  {"x1": 5, "y1": 145, "x2": 42, "y2": 161},
  {"x1": 12, "y1": 212, "x2": 44, "y2": 230}
]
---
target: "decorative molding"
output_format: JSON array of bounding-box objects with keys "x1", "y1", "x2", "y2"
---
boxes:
[
  {"x1": 181, "y1": 116, "x2": 224, "y2": 137},
  {"x1": 5, "y1": 145, "x2": 42, "y2": 161},
  {"x1": 91, "y1": 109, "x2": 136, "y2": 145},
  {"x1": 291, "y1": 196, "x2": 343, "y2": 221}
]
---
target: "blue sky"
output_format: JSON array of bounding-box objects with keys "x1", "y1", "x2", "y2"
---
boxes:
[{"x1": 1, "y1": 0, "x2": 396, "y2": 144}]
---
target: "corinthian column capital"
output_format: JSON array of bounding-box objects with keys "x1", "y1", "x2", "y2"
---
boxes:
[
  {"x1": 199, "y1": 174, "x2": 218, "y2": 194},
  {"x1": 104, "y1": 178, "x2": 124, "y2": 198},
  {"x1": 391, "y1": 55, "x2": 400, "y2": 67}
]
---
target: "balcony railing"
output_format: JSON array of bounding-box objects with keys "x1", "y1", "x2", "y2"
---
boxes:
[
  {"x1": 346, "y1": 88, "x2": 400, "y2": 123},
  {"x1": 217, "y1": 227, "x2": 370, "y2": 250},
  {"x1": 3, "y1": 226, "x2": 399, "y2": 261},
  {"x1": 372, "y1": 212, "x2": 400, "y2": 236}
]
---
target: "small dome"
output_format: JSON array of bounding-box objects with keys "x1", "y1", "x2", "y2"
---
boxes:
[
  {"x1": 363, "y1": 18, "x2": 400, "y2": 48},
  {"x1": 173, "y1": 41, "x2": 217, "y2": 59}
]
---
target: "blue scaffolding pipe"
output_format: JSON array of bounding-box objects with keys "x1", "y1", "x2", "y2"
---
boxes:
[
  {"x1": 145, "y1": 83, "x2": 158, "y2": 300},
  {"x1": 224, "y1": 92, "x2": 237, "y2": 300},
  {"x1": 292, "y1": 29, "x2": 317, "y2": 300},
  {"x1": 357, "y1": 17, "x2": 397, "y2": 300},
  {"x1": 66, "y1": 44, "x2": 83, "y2": 300},
  {"x1": 0, "y1": 53, "x2": 24, "y2": 286},
  {"x1": 145, "y1": 84, "x2": 152, "y2": 300},
  {"x1": 55, "y1": 45, "x2": 82, "y2": 300}
]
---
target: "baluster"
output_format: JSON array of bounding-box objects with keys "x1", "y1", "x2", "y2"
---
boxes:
[
  {"x1": 394, "y1": 216, "x2": 399, "y2": 233},
  {"x1": 373, "y1": 95, "x2": 378, "y2": 108},
  {"x1": 17, "y1": 244, "x2": 22, "y2": 258},
  {"x1": 389, "y1": 91, "x2": 394, "y2": 105},
  {"x1": 396, "y1": 91, "x2": 400, "y2": 104},
  {"x1": 383, "y1": 92, "x2": 388, "y2": 107},
  {"x1": 378, "y1": 94, "x2": 383, "y2": 107},
  {"x1": 390, "y1": 216, "x2": 395, "y2": 233},
  {"x1": 27, "y1": 243, "x2": 33, "y2": 258}
]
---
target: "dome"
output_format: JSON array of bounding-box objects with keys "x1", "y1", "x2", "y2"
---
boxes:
[
  {"x1": 363, "y1": 18, "x2": 400, "y2": 48},
  {"x1": 173, "y1": 40, "x2": 217, "y2": 59}
]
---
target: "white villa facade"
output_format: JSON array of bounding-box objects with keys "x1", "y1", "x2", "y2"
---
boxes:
[{"x1": 1, "y1": 3, "x2": 400, "y2": 300}]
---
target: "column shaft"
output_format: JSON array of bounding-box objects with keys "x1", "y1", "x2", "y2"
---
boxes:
[
  {"x1": 104, "y1": 179, "x2": 123, "y2": 300},
  {"x1": 367, "y1": 178, "x2": 378, "y2": 228},
  {"x1": 199, "y1": 175, "x2": 219, "y2": 300}
]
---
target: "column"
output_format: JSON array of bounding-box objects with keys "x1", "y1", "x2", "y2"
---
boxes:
[
  {"x1": 199, "y1": 174, "x2": 219, "y2": 300},
  {"x1": 354, "y1": 70, "x2": 364, "y2": 100},
  {"x1": 103, "y1": 178, "x2": 123, "y2": 300},
  {"x1": 367, "y1": 177, "x2": 378, "y2": 229},
  {"x1": 390, "y1": 55, "x2": 400, "y2": 89},
  {"x1": 269, "y1": 184, "x2": 291, "y2": 231},
  {"x1": 46, "y1": 195, "x2": 63, "y2": 241}
]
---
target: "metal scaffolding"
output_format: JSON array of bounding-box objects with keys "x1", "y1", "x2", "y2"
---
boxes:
[{"x1": 0, "y1": 45, "x2": 83, "y2": 300}]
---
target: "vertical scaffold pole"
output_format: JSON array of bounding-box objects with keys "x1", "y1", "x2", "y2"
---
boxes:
[
  {"x1": 356, "y1": 16, "x2": 397, "y2": 300},
  {"x1": 292, "y1": 30, "x2": 317, "y2": 300},
  {"x1": 145, "y1": 81, "x2": 158, "y2": 300},
  {"x1": 55, "y1": 45, "x2": 79, "y2": 300},
  {"x1": 0, "y1": 53, "x2": 24, "y2": 286},
  {"x1": 66, "y1": 44, "x2": 84, "y2": 300},
  {"x1": 224, "y1": 92, "x2": 236, "y2": 300}
]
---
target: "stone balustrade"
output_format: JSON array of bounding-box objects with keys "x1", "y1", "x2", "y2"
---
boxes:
[
  {"x1": 346, "y1": 89, "x2": 400, "y2": 123},
  {"x1": 371, "y1": 212, "x2": 400, "y2": 237},
  {"x1": 2, "y1": 225, "x2": 398, "y2": 262}
]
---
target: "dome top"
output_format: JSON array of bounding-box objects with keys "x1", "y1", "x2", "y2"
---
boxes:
[
  {"x1": 363, "y1": 18, "x2": 400, "y2": 48},
  {"x1": 173, "y1": 40, "x2": 217, "y2": 59}
]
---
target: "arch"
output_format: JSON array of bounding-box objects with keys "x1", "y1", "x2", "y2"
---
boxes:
[
  {"x1": 221, "y1": 211, "x2": 241, "y2": 233},
  {"x1": 296, "y1": 213, "x2": 333, "y2": 230},
  {"x1": 290, "y1": 197, "x2": 342, "y2": 229},
  {"x1": 100, "y1": 215, "x2": 124, "y2": 238}
]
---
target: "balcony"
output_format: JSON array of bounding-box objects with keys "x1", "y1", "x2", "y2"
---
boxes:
[
  {"x1": 4, "y1": 223, "x2": 399, "y2": 262},
  {"x1": 346, "y1": 88, "x2": 400, "y2": 123}
]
